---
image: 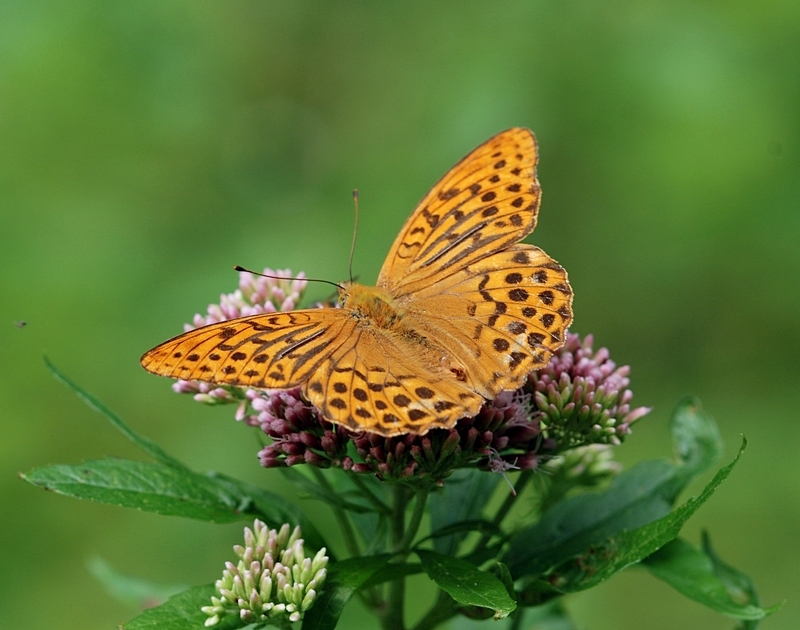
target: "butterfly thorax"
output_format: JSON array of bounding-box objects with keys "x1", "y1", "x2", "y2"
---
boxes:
[{"x1": 339, "y1": 283, "x2": 405, "y2": 330}]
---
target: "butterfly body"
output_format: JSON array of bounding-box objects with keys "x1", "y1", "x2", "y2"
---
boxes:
[
  {"x1": 142, "y1": 128, "x2": 573, "y2": 436},
  {"x1": 342, "y1": 283, "x2": 405, "y2": 330}
]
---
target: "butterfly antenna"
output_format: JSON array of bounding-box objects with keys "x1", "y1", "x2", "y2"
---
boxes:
[
  {"x1": 233, "y1": 266, "x2": 343, "y2": 291},
  {"x1": 348, "y1": 189, "x2": 359, "y2": 284}
]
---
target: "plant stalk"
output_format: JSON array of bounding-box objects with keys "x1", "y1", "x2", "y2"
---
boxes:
[
  {"x1": 396, "y1": 488, "x2": 429, "y2": 552},
  {"x1": 383, "y1": 484, "x2": 409, "y2": 630}
]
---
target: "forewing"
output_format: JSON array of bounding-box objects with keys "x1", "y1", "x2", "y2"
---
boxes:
[
  {"x1": 301, "y1": 327, "x2": 483, "y2": 437},
  {"x1": 404, "y1": 244, "x2": 573, "y2": 398},
  {"x1": 140, "y1": 309, "x2": 353, "y2": 390},
  {"x1": 377, "y1": 128, "x2": 540, "y2": 296}
]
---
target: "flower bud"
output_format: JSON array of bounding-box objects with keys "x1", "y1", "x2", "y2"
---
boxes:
[{"x1": 203, "y1": 521, "x2": 328, "y2": 627}]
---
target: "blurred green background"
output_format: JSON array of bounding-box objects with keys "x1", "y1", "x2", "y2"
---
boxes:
[{"x1": 2, "y1": 1, "x2": 798, "y2": 628}]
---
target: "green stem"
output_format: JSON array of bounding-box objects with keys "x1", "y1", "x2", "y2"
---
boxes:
[
  {"x1": 310, "y1": 467, "x2": 362, "y2": 558},
  {"x1": 383, "y1": 485, "x2": 409, "y2": 630},
  {"x1": 382, "y1": 486, "x2": 431, "y2": 630},
  {"x1": 396, "y1": 488, "x2": 429, "y2": 551}
]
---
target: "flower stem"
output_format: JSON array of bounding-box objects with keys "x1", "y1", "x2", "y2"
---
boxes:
[
  {"x1": 381, "y1": 485, "x2": 431, "y2": 630},
  {"x1": 383, "y1": 484, "x2": 410, "y2": 630},
  {"x1": 396, "y1": 488, "x2": 428, "y2": 552}
]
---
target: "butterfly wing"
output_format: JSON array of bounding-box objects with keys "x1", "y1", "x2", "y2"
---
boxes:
[
  {"x1": 377, "y1": 128, "x2": 541, "y2": 296},
  {"x1": 140, "y1": 309, "x2": 354, "y2": 389},
  {"x1": 301, "y1": 325, "x2": 483, "y2": 436},
  {"x1": 403, "y1": 244, "x2": 573, "y2": 398}
]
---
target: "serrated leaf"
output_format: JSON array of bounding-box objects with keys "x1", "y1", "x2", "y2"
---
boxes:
[
  {"x1": 545, "y1": 438, "x2": 747, "y2": 592},
  {"x1": 643, "y1": 536, "x2": 781, "y2": 621},
  {"x1": 121, "y1": 584, "x2": 242, "y2": 630},
  {"x1": 45, "y1": 357, "x2": 187, "y2": 470},
  {"x1": 417, "y1": 550, "x2": 516, "y2": 619},
  {"x1": 429, "y1": 469, "x2": 501, "y2": 555},
  {"x1": 22, "y1": 459, "x2": 247, "y2": 522},
  {"x1": 301, "y1": 555, "x2": 390, "y2": 630},
  {"x1": 88, "y1": 557, "x2": 187, "y2": 608},
  {"x1": 22, "y1": 459, "x2": 329, "y2": 550}
]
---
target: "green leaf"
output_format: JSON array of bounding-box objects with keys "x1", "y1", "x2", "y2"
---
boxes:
[
  {"x1": 671, "y1": 396, "x2": 723, "y2": 480},
  {"x1": 493, "y1": 562, "x2": 515, "y2": 601},
  {"x1": 504, "y1": 397, "x2": 725, "y2": 579},
  {"x1": 642, "y1": 536, "x2": 782, "y2": 621},
  {"x1": 45, "y1": 357, "x2": 187, "y2": 470},
  {"x1": 416, "y1": 549, "x2": 516, "y2": 619},
  {"x1": 504, "y1": 460, "x2": 677, "y2": 577},
  {"x1": 429, "y1": 469, "x2": 501, "y2": 555},
  {"x1": 23, "y1": 458, "x2": 331, "y2": 553},
  {"x1": 121, "y1": 584, "x2": 242, "y2": 630},
  {"x1": 88, "y1": 557, "x2": 187, "y2": 608},
  {"x1": 701, "y1": 531, "x2": 778, "y2": 630},
  {"x1": 301, "y1": 555, "x2": 390, "y2": 630},
  {"x1": 22, "y1": 458, "x2": 249, "y2": 522},
  {"x1": 545, "y1": 438, "x2": 747, "y2": 592}
]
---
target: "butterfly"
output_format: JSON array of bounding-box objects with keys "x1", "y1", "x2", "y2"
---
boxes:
[{"x1": 141, "y1": 128, "x2": 573, "y2": 436}]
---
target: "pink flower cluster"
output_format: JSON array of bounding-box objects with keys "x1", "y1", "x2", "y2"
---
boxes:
[
  {"x1": 169, "y1": 269, "x2": 651, "y2": 484},
  {"x1": 253, "y1": 387, "x2": 541, "y2": 484},
  {"x1": 530, "y1": 334, "x2": 651, "y2": 448},
  {"x1": 243, "y1": 334, "x2": 649, "y2": 483}
]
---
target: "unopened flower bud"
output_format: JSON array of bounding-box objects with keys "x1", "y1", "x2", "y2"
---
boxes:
[{"x1": 203, "y1": 521, "x2": 328, "y2": 627}]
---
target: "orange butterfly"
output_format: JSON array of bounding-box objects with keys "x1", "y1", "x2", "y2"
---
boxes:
[{"x1": 141, "y1": 128, "x2": 573, "y2": 436}]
